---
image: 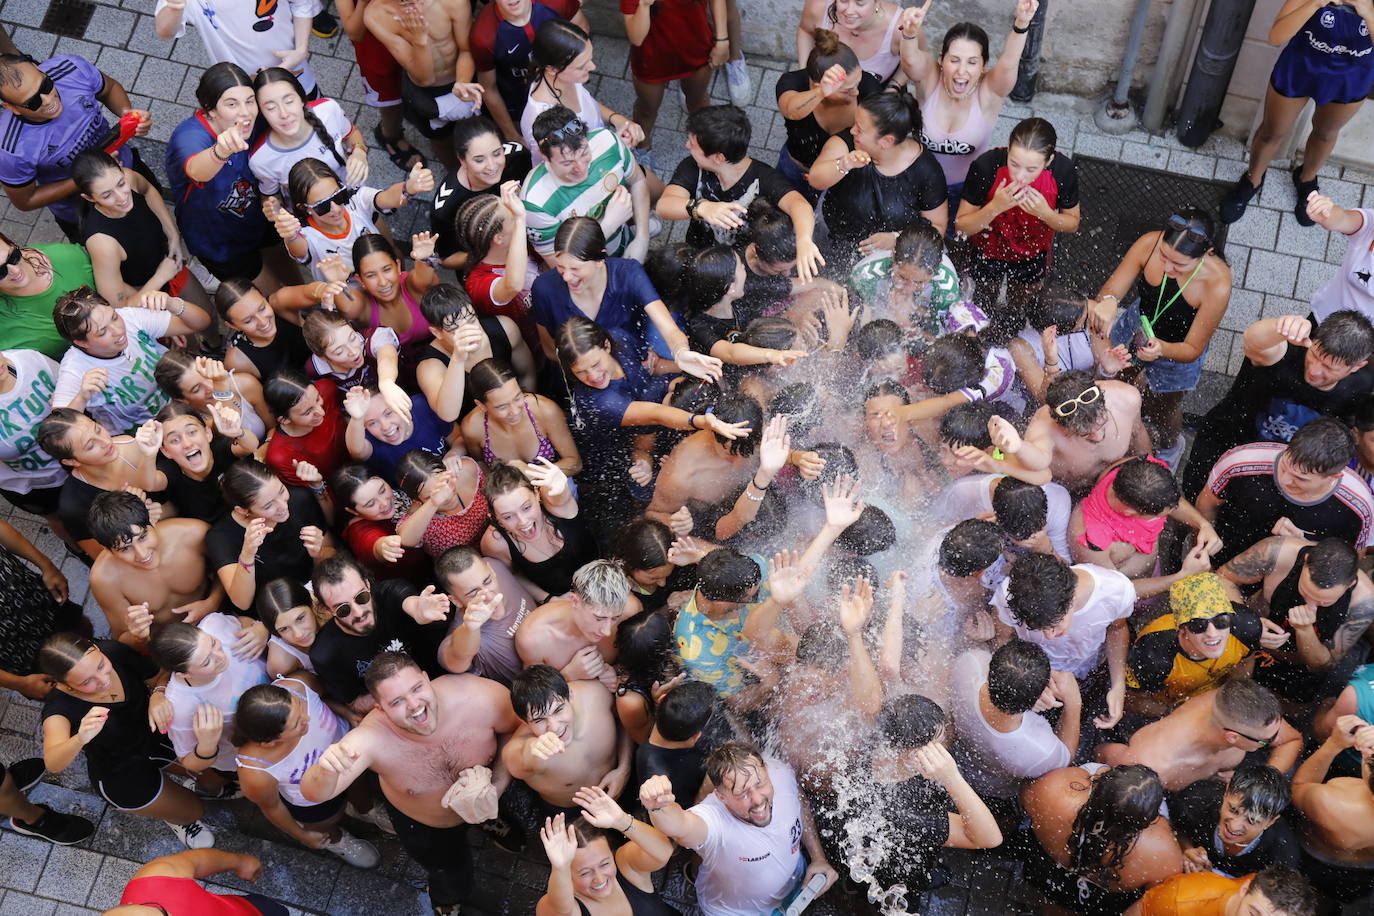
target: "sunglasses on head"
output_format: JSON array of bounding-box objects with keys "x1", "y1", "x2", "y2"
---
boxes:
[
  {"x1": 1181, "y1": 613, "x2": 1233, "y2": 634},
  {"x1": 1053, "y1": 385, "x2": 1102, "y2": 418},
  {"x1": 548, "y1": 121, "x2": 587, "y2": 144},
  {"x1": 306, "y1": 185, "x2": 358, "y2": 217},
  {"x1": 12, "y1": 74, "x2": 54, "y2": 112},
  {"x1": 331, "y1": 589, "x2": 371, "y2": 618},
  {"x1": 1165, "y1": 213, "x2": 1210, "y2": 244}
]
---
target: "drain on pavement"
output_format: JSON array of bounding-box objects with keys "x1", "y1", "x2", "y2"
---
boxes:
[{"x1": 40, "y1": 0, "x2": 95, "y2": 40}]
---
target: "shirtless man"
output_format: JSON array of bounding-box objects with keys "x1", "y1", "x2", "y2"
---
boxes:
[
  {"x1": 646, "y1": 394, "x2": 767, "y2": 525},
  {"x1": 364, "y1": 0, "x2": 483, "y2": 167},
  {"x1": 301, "y1": 652, "x2": 519, "y2": 915},
  {"x1": 1290, "y1": 714, "x2": 1374, "y2": 907},
  {"x1": 1097, "y1": 679, "x2": 1302, "y2": 792},
  {"x1": 1007, "y1": 370, "x2": 1151, "y2": 495},
  {"x1": 502, "y1": 664, "x2": 630, "y2": 812},
  {"x1": 515, "y1": 559, "x2": 641, "y2": 689},
  {"x1": 435, "y1": 545, "x2": 536, "y2": 687},
  {"x1": 87, "y1": 491, "x2": 230, "y2": 650}
]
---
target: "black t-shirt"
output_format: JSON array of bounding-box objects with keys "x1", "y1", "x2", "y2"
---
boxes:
[
  {"x1": 962, "y1": 148, "x2": 1081, "y2": 210},
  {"x1": 230, "y1": 320, "x2": 311, "y2": 383},
  {"x1": 156, "y1": 435, "x2": 235, "y2": 525},
  {"x1": 1127, "y1": 608, "x2": 1262, "y2": 697},
  {"x1": 430, "y1": 144, "x2": 533, "y2": 259},
  {"x1": 59, "y1": 474, "x2": 167, "y2": 544},
  {"x1": 42, "y1": 640, "x2": 163, "y2": 783},
  {"x1": 636, "y1": 740, "x2": 708, "y2": 806},
  {"x1": 774, "y1": 69, "x2": 883, "y2": 167},
  {"x1": 822, "y1": 137, "x2": 947, "y2": 259},
  {"x1": 1168, "y1": 779, "x2": 1302, "y2": 876},
  {"x1": 686, "y1": 313, "x2": 740, "y2": 356},
  {"x1": 308, "y1": 578, "x2": 447, "y2": 704},
  {"x1": 669, "y1": 157, "x2": 796, "y2": 250},
  {"x1": 205, "y1": 484, "x2": 326, "y2": 603},
  {"x1": 874, "y1": 774, "x2": 954, "y2": 893}
]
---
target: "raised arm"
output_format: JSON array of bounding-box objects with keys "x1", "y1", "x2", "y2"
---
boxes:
[
  {"x1": 639, "y1": 774, "x2": 709, "y2": 849},
  {"x1": 837, "y1": 577, "x2": 883, "y2": 719},
  {"x1": 983, "y1": 0, "x2": 1039, "y2": 99}
]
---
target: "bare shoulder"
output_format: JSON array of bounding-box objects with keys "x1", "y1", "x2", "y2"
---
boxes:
[
  {"x1": 164, "y1": 517, "x2": 210, "y2": 545},
  {"x1": 1102, "y1": 379, "x2": 1141, "y2": 407}
]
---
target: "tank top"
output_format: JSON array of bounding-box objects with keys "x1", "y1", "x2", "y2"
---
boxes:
[
  {"x1": 497, "y1": 511, "x2": 598, "y2": 597},
  {"x1": 1256, "y1": 545, "x2": 1354, "y2": 697},
  {"x1": 858, "y1": 4, "x2": 903, "y2": 84},
  {"x1": 268, "y1": 635, "x2": 315, "y2": 674},
  {"x1": 235, "y1": 677, "x2": 346, "y2": 808},
  {"x1": 482, "y1": 398, "x2": 559, "y2": 465},
  {"x1": 421, "y1": 315, "x2": 516, "y2": 418},
  {"x1": 80, "y1": 193, "x2": 168, "y2": 290},
  {"x1": 230, "y1": 320, "x2": 312, "y2": 382},
  {"x1": 574, "y1": 873, "x2": 677, "y2": 916},
  {"x1": 1134, "y1": 264, "x2": 1203, "y2": 345},
  {"x1": 969, "y1": 162, "x2": 1059, "y2": 262},
  {"x1": 920, "y1": 85, "x2": 993, "y2": 186},
  {"x1": 366, "y1": 270, "x2": 433, "y2": 369}
]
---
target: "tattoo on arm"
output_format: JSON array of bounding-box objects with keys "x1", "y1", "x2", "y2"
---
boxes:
[
  {"x1": 1219, "y1": 538, "x2": 1281, "y2": 584},
  {"x1": 1333, "y1": 597, "x2": 1374, "y2": 660}
]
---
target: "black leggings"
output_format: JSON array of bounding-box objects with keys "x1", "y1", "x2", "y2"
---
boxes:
[{"x1": 383, "y1": 799, "x2": 474, "y2": 908}]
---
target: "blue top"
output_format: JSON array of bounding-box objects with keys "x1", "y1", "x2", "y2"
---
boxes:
[
  {"x1": 1272, "y1": 5, "x2": 1374, "y2": 105},
  {"x1": 166, "y1": 112, "x2": 270, "y2": 263},
  {"x1": 570, "y1": 329, "x2": 669, "y2": 483},
  {"x1": 531, "y1": 258, "x2": 662, "y2": 347},
  {"x1": 366, "y1": 394, "x2": 454, "y2": 482},
  {"x1": 0, "y1": 55, "x2": 133, "y2": 224}
]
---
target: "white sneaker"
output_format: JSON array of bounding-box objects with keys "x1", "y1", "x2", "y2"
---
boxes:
[
  {"x1": 346, "y1": 801, "x2": 397, "y2": 835},
  {"x1": 168, "y1": 819, "x2": 215, "y2": 849},
  {"x1": 725, "y1": 58, "x2": 752, "y2": 106},
  {"x1": 649, "y1": 215, "x2": 664, "y2": 238},
  {"x1": 322, "y1": 830, "x2": 380, "y2": 868}
]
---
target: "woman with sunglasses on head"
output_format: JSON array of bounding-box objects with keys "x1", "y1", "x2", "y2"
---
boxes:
[
  {"x1": 249, "y1": 68, "x2": 368, "y2": 207},
  {"x1": 462, "y1": 357, "x2": 582, "y2": 478},
  {"x1": 431, "y1": 116, "x2": 533, "y2": 269},
  {"x1": 1087, "y1": 208, "x2": 1232, "y2": 467},
  {"x1": 416, "y1": 282, "x2": 536, "y2": 423},
  {"x1": 480, "y1": 460, "x2": 596, "y2": 603},
  {"x1": 0, "y1": 229, "x2": 94, "y2": 360},
  {"x1": 208, "y1": 458, "x2": 335, "y2": 612}
]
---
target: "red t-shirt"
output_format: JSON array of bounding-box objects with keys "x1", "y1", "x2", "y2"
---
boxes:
[
  {"x1": 120, "y1": 876, "x2": 262, "y2": 915},
  {"x1": 619, "y1": 0, "x2": 711, "y2": 82},
  {"x1": 264, "y1": 378, "x2": 348, "y2": 487},
  {"x1": 465, "y1": 260, "x2": 540, "y2": 355},
  {"x1": 343, "y1": 516, "x2": 434, "y2": 582}
]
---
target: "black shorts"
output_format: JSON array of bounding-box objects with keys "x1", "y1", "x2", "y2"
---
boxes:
[
  {"x1": 968, "y1": 249, "x2": 1051, "y2": 289},
  {"x1": 401, "y1": 76, "x2": 454, "y2": 140},
  {"x1": 95, "y1": 740, "x2": 178, "y2": 811},
  {"x1": 195, "y1": 223, "x2": 283, "y2": 283},
  {"x1": 281, "y1": 790, "x2": 346, "y2": 825},
  {"x1": 0, "y1": 483, "x2": 64, "y2": 517}
]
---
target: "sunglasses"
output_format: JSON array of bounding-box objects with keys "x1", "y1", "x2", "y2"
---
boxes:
[
  {"x1": 1225, "y1": 724, "x2": 1278, "y2": 748},
  {"x1": 12, "y1": 74, "x2": 54, "y2": 112},
  {"x1": 1, "y1": 245, "x2": 23, "y2": 275},
  {"x1": 306, "y1": 185, "x2": 358, "y2": 217},
  {"x1": 1181, "y1": 613, "x2": 1233, "y2": 634},
  {"x1": 1165, "y1": 213, "x2": 1210, "y2": 244},
  {"x1": 548, "y1": 121, "x2": 587, "y2": 144},
  {"x1": 1053, "y1": 385, "x2": 1102, "y2": 418},
  {"x1": 330, "y1": 589, "x2": 371, "y2": 618}
]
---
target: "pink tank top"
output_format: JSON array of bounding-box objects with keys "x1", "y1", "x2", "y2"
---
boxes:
[
  {"x1": 920, "y1": 85, "x2": 994, "y2": 186},
  {"x1": 859, "y1": 5, "x2": 903, "y2": 84},
  {"x1": 367, "y1": 270, "x2": 432, "y2": 364}
]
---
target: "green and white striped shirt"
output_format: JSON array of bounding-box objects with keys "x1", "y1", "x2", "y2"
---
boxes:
[{"x1": 521, "y1": 128, "x2": 636, "y2": 257}]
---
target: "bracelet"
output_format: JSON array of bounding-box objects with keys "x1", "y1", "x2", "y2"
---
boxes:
[
  {"x1": 193, "y1": 747, "x2": 217, "y2": 760},
  {"x1": 1012, "y1": 22, "x2": 1030, "y2": 33},
  {"x1": 714, "y1": 36, "x2": 728, "y2": 42},
  {"x1": 422, "y1": 255, "x2": 442, "y2": 268},
  {"x1": 620, "y1": 816, "x2": 636, "y2": 832},
  {"x1": 1099, "y1": 294, "x2": 1120, "y2": 303},
  {"x1": 689, "y1": 412, "x2": 702, "y2": 430},
  {"x1": 900, "y1": 33, "x2": 919, "y2": 40},
  {"x1": 752, "y1": 474, "x2": 768, "y2": 490},
  {"x1": 211, "y1": 146, "x2": 231, "y2": 162},
  {"x1": 744, "y1": 489, "x2": 764, "y2": 502},
  {"x1": 398, "y1": 187, "x2": 412, "y2": 206},
  {"x1": 239, "y1": 557, "x2": 256, "y2": 569},
  {"x1": 170, "y1": 299, "x2": 186, "y2": 316},
  {"x1": 153, "y1": 685, "x2": 166, "y2": 694},
  {"x1": 287, "y1": 229, "x2": 304, "y2": 242},
  {"x1": 834, "y1": 157, "x2": 849, "y2": 176}
]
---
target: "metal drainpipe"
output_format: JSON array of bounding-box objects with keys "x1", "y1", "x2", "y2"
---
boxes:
[
  {"x1": 1009, "y1": 0, "x2": 1049, "y2": 104},
  {"x1": 1143, "y1": 0, "x2": 1204, "y2": 132},
  {"x1": 1094, "y1": 0, "x2": 1154, "y2": 134},
  {"x1": 1174, "y1": 0, "x2": 1258, "y2": 146}
]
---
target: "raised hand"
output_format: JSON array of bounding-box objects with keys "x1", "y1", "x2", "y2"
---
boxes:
[
  {"x1": 411, "y1": 585, "x2": 453, "y2": 624},
  {"x1": 616, "y1": 117, "x2": 645, "y2": 148},
  {"x1": 574, "y1": 785, "x2": 629, "y2": 830},
  {"x1": 318, "y1": 253, "x2": 352, "y2": 286},
  {"x1": 240, "y1": 516, "x2": 269, "y2": 565},
  {"x1": 639, "y1": 774, "x2": 676, "y2": 811},
  {"x1": 910, "y1": 741, "x2": 962, "y2": 786},
  {"x1": 77, "y1": 707, "x2": 110, "y2": 745},
  {"x1": 668, "y1": 505, "x2": 694, "y2": 537},
  {"x1": 410, "y1": 231, "x2": 438, "y2": 262},
  {"x1": 379, "y1": 379, "x2": 413, "y2": 419},
  {"x1": 1258, "y1": 617, "x2": 1290, "y2": 650},
  {"x1": 838, "y1": 576, "x2": 875, "y2": 634},
  {"x1": 628, "y1": 452, "x2": 654, "y2": 486},
  {"x1": 300, "y1": 525, "x2": 326, "y2": 558},
  {"x1": 1274, "y1": 315, "x2": 1313, "y2": 348},
  {"x1": 650, "y1": 672, "x2": 688, "y2": 705},
  {"x1": 822, "y1": 473, "x2": 866, "y2": 529},
  {"x1": 1288, "y1": 603, "x2": 1319, "y2": 630},
  {"x1": 191, "y1": 702, "x2": 224, "y2": 749},
  {"x1": 523, "y1": 456, "x2": 568, "y2": 496},
  {"x1": 667, "y1": 536, "x2": 711, "y2": 567},
  {"x1": 758, "y1": 414, "x2": 792, "y2": 478},
  {"x1": 1179, "y1": 542, "x2": 1213, "y2": 576},
  {"x1": 704, "y1": 413, "x2": 753, "y2": 440},
  {"x1": 317, "y1": 735, "x2": 362, "y2": 774},
  {"x1": 207, "y1": 401, "x2": 244, "y2": 440},
  {"x1": 126, "y1": 603, "x2": 155, "y2": 643},
  {"x1": 78, "y1": 367, "x2": 108, "y2": 403},
  {"x1": 1014, "y1": 0, "x2": 1040, "y2": 30},
  {"x1": 405, "y1": 161, "x2": 435, "y2": 197},
  {"x1": 540, "y1": 814, "x2": 579, "y2": 869},
  {"x1": 212, "y1": 120, "x2": 250, "y2": 161},
  {"x1": 133, "y1": 418, "x2": 163, "y2": 456},
  {"x1": 987, "y1": 415, "x2": 1022, "y2": 456},
  {"x1": 293, "y1": 459, "x2": 323, "y2": 487},
  {"x1": 674, "y1": 348, "x2": 724, "y2": 383},
  {"x1": 345, "y1": 144, "x2": 370, "y2": 186},
  {"x1": 768, "y1": 549, "x2": 814, "y2": 606},
  {"x1": 274, "y1": 206, "x2": 303, "y2": 241},
  {"x1": 344, "y1": 385, "x2": 372, "y2": 420},
  {"x1": 530, "y1": 731, "x2": 567, "y2": 760},
  {"x1": 1306, "y1": 191, "x2": 1336, "y2": 225},
  {"x1": 767, "y1": 348, "x2": 808, "y2": 367},
  {"x1": 462, "y1": 591, "x2": 500, "y2": 628},
  {"x1": 898, "y1": 0, "x2": 932, "y2": 39},
  {"x1": 375, "y1": 534, "x2": 406, "y2": 564},
  {"x1": 792, "y1": 449, "x2": 826, "y2": 480}
]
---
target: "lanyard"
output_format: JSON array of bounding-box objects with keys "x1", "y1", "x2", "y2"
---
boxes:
[{"x1": 1147, "y1": 258, "x2": 1203, "y2": 333}]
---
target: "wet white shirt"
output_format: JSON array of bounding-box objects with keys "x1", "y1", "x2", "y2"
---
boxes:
[
  {"x1": 166, "y1": 612, "x2": 270, "y2": 770},
  {"x1": 992, "y1": 563, "x2": 1135, "y2": 678}
]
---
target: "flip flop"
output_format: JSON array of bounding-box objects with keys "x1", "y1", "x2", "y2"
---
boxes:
[{"x1": 374, "y1": 124, "x2": 427, "y2": 173}]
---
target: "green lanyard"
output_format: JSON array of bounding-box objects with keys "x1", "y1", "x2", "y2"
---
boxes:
[{"x1": 1141, "y1": 259, "x2": 1203, "y2": 339}]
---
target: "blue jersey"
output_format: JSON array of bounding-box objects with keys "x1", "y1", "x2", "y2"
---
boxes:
[
  {"x1": 166, "y1": 112, "x2": 269, "y2": 264},
  {"x1": 0, "y1": 55, "x2": 132, "y2": 224}
]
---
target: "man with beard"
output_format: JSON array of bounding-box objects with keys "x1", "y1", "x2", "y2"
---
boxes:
[
  {"x1": 302, "y1": 652, "x2": 519, "y2": 915},
  {"x1": 640, "y1": 741, "x2": 838, "y2": 916}
]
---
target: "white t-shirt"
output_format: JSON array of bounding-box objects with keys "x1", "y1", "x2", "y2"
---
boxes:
[
  {"x1": 520, "y1": 83, "x2": 607, "y2": 166},
  {"x1": 248, "y1": 98, "x2": 353, "y2": 200},
  {"x1": 156, "y1": 0, "x2": 322, "y2": 94},
  {"x1": 688, "y1": 754, "x2": 806, "y2": 916},
  {"x1": 1313, "y1": 208, "x2": 1374, "y2": 324},
  {"x1": 166, "y1": 613, "x2": 270, "y2": 770},
  {"x1": 0, "y1": 349, "x2": 66, "y2": 494},
  {"x1": 1016, "y1": 325, "x2": 1098, "y2": 375},
  {"x1": 931, "y1": 473, "x2": 1073, "y2": 562},
  {"x1": 52, "y1": 307, "x2": 172, "y2": 435},
  {"x1": 993, "y1": 563, "x2": 1135, "y2": 678},
  {"x1": 949, "y1": 649, "x2": 1069, "y2": 799},
  {"x1": 297, "y1": 186, "x2": 387, "y2": 278}
]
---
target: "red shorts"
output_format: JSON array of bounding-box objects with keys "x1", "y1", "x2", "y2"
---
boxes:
[
  {"x1": 166, "y1": 265, "x2": 191, "y2": 297},
  {"x1": 353, "y1": 33, "x2": 402, "y2": 107}
]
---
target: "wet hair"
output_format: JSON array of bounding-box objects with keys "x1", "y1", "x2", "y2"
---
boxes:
[
  {"x1": 987, "y1": 640, "x2": 1052, "y2": 714},
  {"x1": 213, "y1": 277, "x2": 260, "y2": 321},
  {"x1": 530, "y1": 18, "x2": 591, "y2": 93},
  {"x1": 940, "y1": 22, "x2": 991, "y2": 61},
  {"x1": 71, "y1": 148, "x2": 123, "y2": 198},
  {"x1": 1006, "y1": 553, "x2": 1077, "y2": 630},
  {"x1": 1214, "y1": 678, "x2": 1281, "y2": 733},
  {"x1": 482, "y1": 461, "x2": 539, "y2": 511},
  {"x1": 1249, "y1": 867, "x2": 1318, "y2": 916},
  {"x1": 710, "y1": 392, "x2": 764, "y2": 457},
  {"x1": 771, "y1": 382, "x2": 820, "y2": 438},
  {"x1": 1312, "y1": 310, "x2": 1374, "y2": 367},
  {"x1": 88, "y1": 490, "x2": 152, "y2": 550},
  {"x1": 1303, "y1": 537, "x2": 1359, "y2": 590},
  {"x1": 854, "y1": 319, "x2": 904, "y2": 362},
  {"x1": 805, "y1": 28, "x2": 859, "y2": 82},
  {"x1": 453, "y1": 194, "x2": 506, "y2": 260},
  {"x1": 835, "y1": 505, "x2": 896, "y2": 556},
  {"x1": 196, "y1": 61, "x2": 254, "y2": 112},
  {"x1": 36, "y1": 632, "x2": 98, "y2": 682},
  {"x1": 799, "y1": 442, "x2": 858, "y2": 501},
  {"x1": 468, "y1": 358, "x2": 520, "y2": 404},
  {"x1": 658, "y1": 680, "x2": 716, "y2": 741},
  {"x1": 363, "y1": 650, "x2": 421, "y2": 698},
  {"x1": 1162, "y1": 206, "x2": 1216, "y2": 260},
  {"x1": 741, "y1": 198, "x2": 797, "y2": 266},
  {"x1": 263, "y1": 367, "x2": 316, "y2": 421},
  {"x1": 572, "y1": 558, "x2": 631, "y2": 609},
  {"x1": 555, "y1": 315, "x2": 615, "y2": 373},
  {"x1": 0, "y1": 229, "x2": 52, "y2": 314},
  {"x1": 880, "y1": 694, "x2": 947, "y2": 748},
  {"x1": 796, "y1": 622, "x2": 849, "y2": 670},
  {"x1": 865, "y1": 379, "x2": 911, "y2": 407},
  {"x1": 230, "y1": 683, "x2": 295, "y2": 746},
  {"x1": 253, "y1": 68, "x2": 345, "y2": 168},
  {"x1": 419, "y1": 282, "x2": 478, "y2": 331},
  {"x1": 153, "y1": 348, "x2": 201, "y2": 400},
  {"x1": 1285, "y1": 416, "x2": 1355, "y2": 476},
  {"x1": 992, "y1": 477, "x2": 1047, "y2": 541},
  {"x1": 685, "y1": 246, "x2": 742, "y2": 317},
  {"x1": 511, "y1": 663, "x2": 571, "y2": 720},
  {"x1": 287, "y1": 157, "x2": 341, "y2": 217},
  {"x1": 37, "y1": 408, "x2": 88, "y2": 462},
  {"x1": 859, "y1": 86, "x2": 922, "y2": 143},
  {"x1": 352, "y1": 233, "x2": 398, "y2": 276},
  {"x1": 394, "y1": 449, "x2": 444, "y2": 500},
  {"x1": 1007, "y1": 117, "x2": 1057, "y2": 161},
  {"x1": 149, "y1": 622, "x2": 205, "y2": 674},
  {"x1": 612, "y1": 518, "x2": 673, "y2": 573},
  {"x1": 705, "y1": 741, "x2": 765, "y2": 789},
  {"x1": 696, "y1": 548, "x2": 761, "y2": 603},
  {"x1": 892, "y1": 220, "x2": 944, "y2": 272},
  {"x1": 331, "y1": 462, "x2": 381, "y2": 512},
  {"x1": 221, "y1": 458, "x2": 286, "y2": 512},
  {"x1": 614, "y1": 611, "x2": 675, "y2": 693},
  {"x1": 686, "y1": 104, "x2": 751, "y2": 163},
  {"x1": 938, "y1": 519, "x2": 1004, "y2": 577},
  {"x1": 531, "y1": 105, "x2": 588, "y2": 157},
  {"x1": 1226, "y1": 764, "x2": 1290, "y2": 825},
  {"x1": 453, "y1": 115, "x2": 503, "y2": 161},
  {"x1": 313, "y1": 551, "x2": 370, "y2": 592},
  {"x1": 939, "y1": 401, "x2": 997, "y2": 449},
  {"x1": 1068, "y1": 764, "x2": 1164, "y2": 884},
  {"x1": 257, "y1": 577, "x2": 315, "y2": 631},
  {"x1": 300, "y1": 309, "x2": 354, "y2": 359},
  {"x1": 554, "y1": 217, "x2": 607, "y2": 261},
  {"x1": 1111, "y1": 458, "x2": 1180, "y2": 516},
  {"x1": 643, "y1": 244, "x2": 694, "y2": 310},
  {"x1": 1046, "y1": 370, "x2": 1107, "y2": 436},
  {"x1": 52, "y1": 286, "x2": 110, "y2": 343},
  {"x1": 1027, "y1": 288, "x2": 1088, "y2": 334},
  {"x1": 924, "y1": 335, "x2": 984, "y2": 394},
  {"x1": 827, "y1": 555, "x2": 876, "y2": 594},
  {"x1": 740, "y1": 316, "x2": 799, "y2": 354},
  {"x1": 434, "y1": 545, "x2": 482, "y2": 593}
]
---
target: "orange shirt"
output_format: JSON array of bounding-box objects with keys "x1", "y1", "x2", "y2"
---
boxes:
[{"x1": 1138, "y1": 872, "x2": 1248, "y2": 916}]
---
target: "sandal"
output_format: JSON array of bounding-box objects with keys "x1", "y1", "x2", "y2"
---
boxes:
[{"x1": 374, "y1": 124, "x2": 427, "y2": 173}]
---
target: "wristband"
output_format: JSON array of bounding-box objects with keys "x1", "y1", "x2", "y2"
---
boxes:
[
  {"x1": 752, "y1": 474, "x2": 768, "y2": 490},
  {"x1": 212, "y1": 389, "x2": 234, "y2": 402},
  {"x1": 834, "y1": 157, "x2": 849, "y2": 176},
  {"x1": 1099, "y1": 294, "x2": 1120, "y2": 303},
  {"x1": 1012, "y1": 22, "x2": 1030, "y2": 33},
  {"x1": 211, "y1": 146, "x2": 232, "y2": 163},
  {"x1": 193, "y1": 747, "x2": 217, "y2": 760},
  {"x1": 744, "y1": 489, "x2": 764, "y2": 502},
  {"x1": 422, "y1": 255, "x2": 443, "y2": 268},
  {"x1": 153, "y1": 685, "x2": 166, "y2": 694},
  {"x1": 714, "y1": 36, "x2": 728, "y2": 42},
  {"x1": 239, "y1": 558, "x2": 256, "y2": 569}
]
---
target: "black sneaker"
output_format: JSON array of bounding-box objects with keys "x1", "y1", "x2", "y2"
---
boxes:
[
  {"x1": 312, "y1": 10, "x2": 339, "y2": 38},
  {"x1": 1293, "y1": 166, "x2": 1320, "y2": 227},
  {"x1": 1219, "y1": 171, "x2": 1263, "y2": 224},
  {"x1": 7, "y1": 757, "x2": 45, "y2": 793},
  {"x1": 8, "y1": 805, "x2": 95, "y2": 845}
]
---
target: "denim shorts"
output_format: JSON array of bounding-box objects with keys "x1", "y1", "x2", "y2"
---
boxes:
[{"x1": 1109, "y1": 298, "x2": 1209, "y2": 394}]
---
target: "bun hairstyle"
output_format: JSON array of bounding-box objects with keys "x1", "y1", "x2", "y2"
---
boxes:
[
  {"x1": 743, "y1": 198, "x2": 797, "y2": 266},
  {"x1": 860, "y1": 87, "x2": 923, "y2": 143},
  {"x1": 807, "y1": 28, "x2": 860, "y2": 82},
  {"x1": 1008, "y1": 117, "x2": 1057, "y2": 161}
]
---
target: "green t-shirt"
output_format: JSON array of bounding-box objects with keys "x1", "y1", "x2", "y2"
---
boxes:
[
  {"x1": 0, "y1": 244, "x2": 95, "y2": 360},
  {"x1": 849, "y1": 250, "x2": 963, "y2": 337}
]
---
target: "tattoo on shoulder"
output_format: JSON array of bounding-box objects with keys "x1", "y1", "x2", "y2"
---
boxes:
[
  {"x1": 1220, "y1": 538, "x2": 1280, "y2": 582},
  {"x1": 1334, "y1": 597, "x2": 1374, "y2": 658}
]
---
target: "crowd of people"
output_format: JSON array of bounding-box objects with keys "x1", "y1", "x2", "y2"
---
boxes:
[{"x1": 4, "y1": 0, "x2": 1374, "y2": 915}]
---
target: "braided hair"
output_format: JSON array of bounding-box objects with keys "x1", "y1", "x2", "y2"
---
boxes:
[{"x1": 253, "y1": 68, "x2": 346, "y2": 169}]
